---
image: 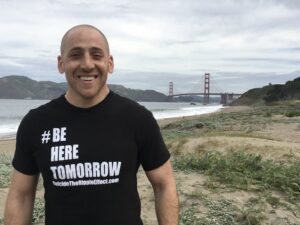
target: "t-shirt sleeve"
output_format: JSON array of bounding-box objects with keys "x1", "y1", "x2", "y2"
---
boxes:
[
  {"x1": 12, "y1": 111, "x2": 40, "y2": 175},
  {"x1": 136, "y1": 109, "x2": 170, "y2": 171}
]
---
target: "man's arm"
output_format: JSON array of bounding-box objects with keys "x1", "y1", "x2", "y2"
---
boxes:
[
  {"x1": 146, "y1": 160, "x2": 179, "y2": 225},
  {"x1": 4, "y1": 169, "x2": 39, "y2": 225}
]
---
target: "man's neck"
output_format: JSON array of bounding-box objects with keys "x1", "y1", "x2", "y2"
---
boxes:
[{"x1": 65, "y1": 86, "x2": 110, "y2": 108}]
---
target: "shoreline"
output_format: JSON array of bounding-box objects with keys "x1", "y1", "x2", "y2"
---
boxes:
[
  {"x1": 0, "y1": 106, "x2": 250, "y2": 154},
  {"x1": 0, "y1": 100, "x2": 224, "y2": 140},
  {"x1": 0, "y1": 105, "x2": 247, "y2": 142},
  {"x1": 157, "y1": 105, "x2": 250, "y2": 127}
]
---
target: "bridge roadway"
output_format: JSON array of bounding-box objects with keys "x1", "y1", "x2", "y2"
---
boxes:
[{"x1": 170, "y1": 92, "x2": 242, "y2": 97}]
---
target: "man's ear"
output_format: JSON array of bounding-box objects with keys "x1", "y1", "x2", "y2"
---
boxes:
[
  {"x1": 57, "y1": 55, "x2": 65, "y2": 74},
  {"x1": 108, "y1": 55, "x2": 114, "y2": 74}
]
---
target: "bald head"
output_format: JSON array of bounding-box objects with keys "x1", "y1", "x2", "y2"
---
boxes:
[{"x1": 60, "y1": 24, "x2": 110, "y2": 55}]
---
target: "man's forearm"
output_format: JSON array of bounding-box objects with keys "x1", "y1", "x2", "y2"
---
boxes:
[
  {"x1": 4, "y1": 191, "x2": 35, "y2": 225},
  {"x1": 4, "y1": 170, "x2": 39, "y2": 225},
  {"x1": 154, "y1": 186, "x2": 179, "y2": 225}
]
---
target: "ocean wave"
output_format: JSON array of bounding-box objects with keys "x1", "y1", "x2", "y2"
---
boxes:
[{"x1": 153, "y1": 105, "x2": 223, "y2": 119}]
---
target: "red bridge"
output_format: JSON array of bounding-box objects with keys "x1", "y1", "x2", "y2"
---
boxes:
[{"x1": 168, "y1": 73, "x2": 242, "y2": 105}]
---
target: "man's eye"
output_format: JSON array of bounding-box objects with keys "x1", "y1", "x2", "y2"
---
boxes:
[
  {"x1": 71, "y1": 54, "x2": 79, "y2": 57},
  {"x1": 93, "y1": 54, "x2": 103, "y2": 59},
  {"x1": 69, "y1": 53, "x2": 81, "y2": 58}
]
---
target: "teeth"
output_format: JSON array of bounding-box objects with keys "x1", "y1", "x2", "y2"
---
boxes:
[{"x1": 79, "y1": 76, "x2": 95, "y2": 81}]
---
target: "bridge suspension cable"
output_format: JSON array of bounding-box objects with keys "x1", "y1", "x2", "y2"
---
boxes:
[{"x1": 210, "y1": 75, "x2": 224, "y2": 93}]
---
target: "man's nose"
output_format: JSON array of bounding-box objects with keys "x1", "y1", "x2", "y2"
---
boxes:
[{"x1": 80, "y1": 54, "x2": 94, "y2": 71}]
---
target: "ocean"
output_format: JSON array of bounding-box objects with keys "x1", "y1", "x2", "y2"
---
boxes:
[{"x1": 0, "y1": 99, "x2": 223, "y2": 139}]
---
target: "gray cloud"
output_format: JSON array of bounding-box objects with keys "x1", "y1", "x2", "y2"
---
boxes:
[
  {"x1": 225, "y1": 57, "x2": 300, "y2": 65},
  {"x1": 279, "y1": 47, "x2": 300, "y2": 52},
  {"x1": 0, "y1": 0, "x2": 299, "y2": 93}
]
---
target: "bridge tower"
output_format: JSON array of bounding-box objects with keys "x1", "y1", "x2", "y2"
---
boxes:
[
  {"x1": 220, "y1": 93, "x2": 228, "y2": 105},
  {"x1": 203, "y1": 73, "x2": 210, "y2": 104},
  {"x1": 169, "y1": 82, "x2": 174, "y2": 96}
]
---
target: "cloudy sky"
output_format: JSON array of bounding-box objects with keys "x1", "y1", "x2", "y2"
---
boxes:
[{"x1": 0, "y1": 0, "x2": 299, "y2": 94}]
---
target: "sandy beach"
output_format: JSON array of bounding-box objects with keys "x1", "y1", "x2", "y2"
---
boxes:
[{"x1": 1, "y1": 104, "x2": 300, "y2": 224}]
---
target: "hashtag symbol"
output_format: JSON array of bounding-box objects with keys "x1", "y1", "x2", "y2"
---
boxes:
[{"x1": 41, "y1": 130, "x2": 51, "y2": 144}]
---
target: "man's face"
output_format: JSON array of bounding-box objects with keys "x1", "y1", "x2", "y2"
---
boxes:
[{"x1": 58, "y1": 27, "x2": 114, "y2": 105}]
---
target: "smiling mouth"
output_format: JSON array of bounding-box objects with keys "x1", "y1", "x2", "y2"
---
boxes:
[{"x1": 77, "y1": 75, "x2": 98, "y2": 81}]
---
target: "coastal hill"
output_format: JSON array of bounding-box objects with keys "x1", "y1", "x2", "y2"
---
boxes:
[
  {"x1": 232, "y1": 77, "x2": 300, "y2": 105},
  {"x1": 0, "y1": 75, "x2": 168, "y2": 102}
]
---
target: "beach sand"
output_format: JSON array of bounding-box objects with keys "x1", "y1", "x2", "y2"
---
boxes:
[
  {"x1": 0, "y1": 139, "x2": 15, "y2": 155},
  {"x1": 1, "y1": 105, "x2": 300, "y2": 224}
]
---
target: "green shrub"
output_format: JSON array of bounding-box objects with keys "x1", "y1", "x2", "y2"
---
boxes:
[
  {"x1": 33, "y1": 197, "x2": 45, "y2": 223},
  {"x1": 180, "y1": 207, "x2": 204, "y2": 225},
  {"x1": 173, "y1": 151, "x2": 300, "y2": 200},
  {"x1": 0, "y1": 154, "x2": 12, "y2": 188},
  {"x1": 173, "y1": 153, "x2": 211, "y2": 171},
  {"x1": 285, "y1": 111, "x2": 300, "y2": 117}
]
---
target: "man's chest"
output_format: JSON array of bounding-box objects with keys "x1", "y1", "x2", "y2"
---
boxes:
[{"x1": 33, "y1": 117, "x2": 139, "y2": 188}]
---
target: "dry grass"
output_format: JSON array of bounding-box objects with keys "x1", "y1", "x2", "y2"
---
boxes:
[{"x1": 160, "y1": 101, "x2": 300, "y2": 225}]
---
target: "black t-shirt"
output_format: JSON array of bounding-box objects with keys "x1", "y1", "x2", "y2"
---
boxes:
[{"x1": 12, "y1": 91, "x2": 170, "y2": 225}]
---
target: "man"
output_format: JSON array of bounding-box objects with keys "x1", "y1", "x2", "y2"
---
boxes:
[{"x1": 4, "y1": 24, "x2": 179, "y2": 225}]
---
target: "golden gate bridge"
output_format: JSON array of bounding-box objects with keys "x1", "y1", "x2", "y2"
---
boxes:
[{"x1": 168, "y1": 73, "x2": 242, "y2": 105}]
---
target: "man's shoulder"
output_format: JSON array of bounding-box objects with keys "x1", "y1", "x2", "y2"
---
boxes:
[
  {"x1": 17, "y1": 95, "x2": 64, "y2": 132},
  {"x1": 110, "y1": 91, "x2": 151, "y2": 116},
  {"x1": 25, "y1": 95, "x2": 63, "y2": 118}
]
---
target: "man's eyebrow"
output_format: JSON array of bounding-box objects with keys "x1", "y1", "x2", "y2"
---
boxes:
[
  {"x1": 66, "y1": 47, "x2": 106, "y2": 55},
  {"x1": 90, "y1": 47, "x2": 104, "y2": 52},
  {"x1": 68, "y1": 47, "x2": 83, "y2": 53}
]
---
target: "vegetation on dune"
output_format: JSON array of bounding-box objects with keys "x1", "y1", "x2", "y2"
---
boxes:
[
  {"x1": 32, "y1": 197, "x2": 45, "y2": 224},
  {"x1": 180, "y1": 198, "x2": 238, "y2": 225},
  {"x1": 173, "y1": 151, "x2": 300, "y2": 201},
  {"x1": 164, "y1": 102, "x2": 300, "y2": 225},
  {"x1": 179, "y1": 198, "x2": 263, "y2": 225},
  {"x1": 285, "y1": 111, "x2": 300, "y2": 117},
  {"x1": 0, "y1": 154, "x2": 12, "y2": 188},
  {"x1": 162, "y1": 103, "x2": 300, "y2": 141}
]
